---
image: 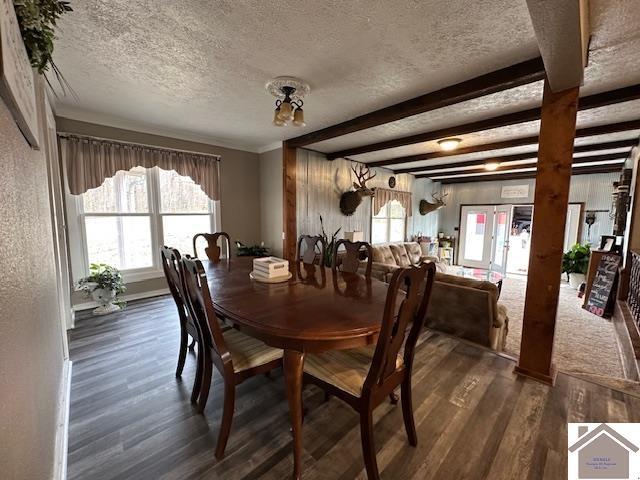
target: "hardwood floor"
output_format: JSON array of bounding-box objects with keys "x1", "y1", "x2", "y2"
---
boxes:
[{"x1": 68, "y1": 296, "x2": 640, "y2": 479}]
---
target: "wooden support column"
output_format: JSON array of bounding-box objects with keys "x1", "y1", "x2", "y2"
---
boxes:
[
  {"x1": 282, "y1": 141, "x2": 297, "y2": 263},
  {"x1": 515, "y1": 79, "x2": 580, "y2": 385}
]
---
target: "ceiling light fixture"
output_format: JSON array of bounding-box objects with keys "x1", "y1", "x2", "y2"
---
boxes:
[
  {"x1": 266, "y1": 77, "x2": 310, "y2": 127},
  {"x1": 484, "y1": 162, "x2": 500, "y2": 171},
  {"x1": 437, "y1": 138, "x2": 462, "y2": 151}
]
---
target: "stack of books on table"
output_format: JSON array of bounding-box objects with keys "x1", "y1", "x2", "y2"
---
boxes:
[{"x1": 252, "y1": 257, "x2": 290, "y2": 280}]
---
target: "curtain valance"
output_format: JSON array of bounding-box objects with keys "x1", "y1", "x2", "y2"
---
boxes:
[
  {"x1": 373, "y1": 188, "x2": 412, "y2": 217},
  {"x1": 60, "y1": 134, "x2": 221, "y2": 201}
]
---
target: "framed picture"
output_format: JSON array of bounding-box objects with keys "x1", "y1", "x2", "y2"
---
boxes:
[
  {"x1": 600, "y1": 235, "x2": 616, "y2": 252},
  {"x1": 0, "y1": 0, "x2": 39, "y2": 148}
]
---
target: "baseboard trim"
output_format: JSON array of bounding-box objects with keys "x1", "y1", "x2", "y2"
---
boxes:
[
  {"x1": 53, "y1": 360, "x2": 72, "y2": 480},
  {"x1": 72, "y1": 288, "x2": 170, "y2": 312}
]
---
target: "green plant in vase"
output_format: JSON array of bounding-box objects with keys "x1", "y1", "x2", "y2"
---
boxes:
[
  {"x1": 562, "y1": 243, "x2": 591, "y2": 289},
  {"x1": 319, "y1": 215, "x2": 341, "y2": 267},
  {"x1": 77, "y1": 263, "x2": 127, "y2": 315}
]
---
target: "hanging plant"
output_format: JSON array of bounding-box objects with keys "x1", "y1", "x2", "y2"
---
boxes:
[{"x1": 13, "y1": 0, "x2": 74, "y2": 92}]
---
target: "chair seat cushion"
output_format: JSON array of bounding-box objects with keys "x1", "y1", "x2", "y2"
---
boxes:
[
  {"x1": 304, "y1": 345, "x2": 403, "y2": 397},
  {"x1": 223, "y1": 328, "x2": 283, "y2": 373}
]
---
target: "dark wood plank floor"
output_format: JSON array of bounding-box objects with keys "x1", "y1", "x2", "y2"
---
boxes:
[{"x1": 67, "y1": 296, "x2": 640, "y2": 479}]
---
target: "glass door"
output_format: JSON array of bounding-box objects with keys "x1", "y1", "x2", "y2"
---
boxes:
[
  {"x1": 459, "y1": 206, "x2": 495, "y2": 269},
  {"x1": 491, "y1": 205, "x2": 512, "y2": 275}
]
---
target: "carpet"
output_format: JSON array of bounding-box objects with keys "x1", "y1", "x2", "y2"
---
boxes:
[{"x1": 500, "y1": 275, "x2": 625, "y2": 378}]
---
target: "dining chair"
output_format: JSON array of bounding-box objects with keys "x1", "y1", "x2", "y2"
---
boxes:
[
  {"x1": 180, "y1": 256, "x2": 283, "y2": 459},
  {"x1": 160, "y1": 246, "x2": 199, "y2": 381},
  {"x1": 332, "y1": 239, "x2": 373, "y2": 277},
  {"x1": 297, "y1": 235, "x2": 326, "y2": 265},
  {"x1": 193, "y1": 231, "x2": 231, "y2": 262},
  {"x1": 303, "y1": 262, "x2": 436, "y2": 480}
]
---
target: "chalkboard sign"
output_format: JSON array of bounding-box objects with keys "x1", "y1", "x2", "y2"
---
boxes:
[{"x1": 585, "y1": 253, "x2": 621, "y2": 317}]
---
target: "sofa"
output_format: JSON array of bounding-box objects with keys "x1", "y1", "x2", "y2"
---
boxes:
[
  {"x1": 425, "y1": 273, "x2": 508, "y2": 351},
  {"x1": 361, "y1": 242, "x2": 508, "y2": 351},
  {"x1": 362, "y1": 242, "x2": 445, "y2": 282}
]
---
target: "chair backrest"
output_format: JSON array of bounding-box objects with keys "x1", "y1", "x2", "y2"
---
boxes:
[
  {"x1": 332, "y1": 239, "x2": 372, "y2": 276},
  {"x1": 180, "y1": 256, "x2": 231, "y2": 367},
  {"x1": 297, "y1": 235, "x2": 326, "y2": 265},
  {"x1": 160, "y1": 246, "x2": 188, "y2": 323},
  {"x1": 363, "y1": 262, "x2": 436, "y2": 393},
  {"x1": 193, "y1": 232, "x2": 231, "y2": 262}
]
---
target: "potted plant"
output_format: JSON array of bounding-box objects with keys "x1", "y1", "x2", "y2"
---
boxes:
[
  {"x1": 319, "y1": 215, "x2": 341, "y2": 267},
  {"x1": 77, "y1": 263, "x2": 127, "y2": 315},
  {"x1": 562, "y1": 243, "x2": 591, "y2": 289},
  {"x1": 235, "y1": 241, "x2": 270, "y2": 257}
]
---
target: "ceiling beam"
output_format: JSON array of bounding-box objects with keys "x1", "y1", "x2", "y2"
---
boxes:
[
  {"x1": 432, "y1": 164, "x2": 621, "y2": 185},
  {"x1": 285, "y1": 57, "x2": 546, "y2": 148},
  {"x1": 526, "y1": 0, "x2": 590, "y2": 92},
  {"x1": 394, "y1": 142, "x2": 634, "y2": 174},
  {"x1": 414, "y1": 152, "x2": 627, "y2": 178},
  {"x1": 326, "y1": 84, "x2": 640, "y2": 160},
  {"x1": 368, "y1": 132, "x2": 639, "y2": 169}
]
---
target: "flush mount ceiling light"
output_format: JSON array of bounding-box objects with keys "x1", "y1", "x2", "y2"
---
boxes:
[
  {"x1": 266, "y1": 76, "x2": 310, "y2": 127},
  {"x1": 437, "y1": 138, "x2": 462, "y2": 151},
  {"x1": 484, "y1": 162, "x2": 500, "y2": 171}
]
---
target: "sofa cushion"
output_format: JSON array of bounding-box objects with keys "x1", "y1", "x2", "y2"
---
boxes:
[
  {"x1": 371, "y1": 245, "x2": 396, "y2": 265},
  {"x1": 404, "y1": 242, "x2": 422, "y2": 265},
  {"x1": 389, "y1": 244, "x2": 412, "y2": 267}
]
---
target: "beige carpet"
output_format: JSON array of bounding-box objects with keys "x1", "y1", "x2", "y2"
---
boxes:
[{"x1": 500, "y1": 275, "x2": 625, "y2": 378}]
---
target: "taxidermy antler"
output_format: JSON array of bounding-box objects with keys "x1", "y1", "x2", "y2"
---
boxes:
[
  {"x1": 340, "y1": 163, "x2": 378, "y2": 216},
  {"x1": 419, "y1": 191, "x2": 448, "y2": 215}
]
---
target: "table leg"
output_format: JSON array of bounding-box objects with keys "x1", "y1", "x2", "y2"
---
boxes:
[{"x1": 284, "y1": 349, "x2": 304, "y2": 480}]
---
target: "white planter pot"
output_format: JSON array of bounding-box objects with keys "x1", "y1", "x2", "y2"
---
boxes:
[
  {"x1": 90, "y1": 288, "x2": 121, "y2": 315},
  {"x1": 568, "y1": 273, "x2": 586, "y2": 290}
]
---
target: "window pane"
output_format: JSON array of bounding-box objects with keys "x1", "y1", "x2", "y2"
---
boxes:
[
  {"x1": 159, "y1": 168, "x2": 210, "y2": 213},
  {"x1": 163, "y1": 215, "x2": 212, "y2": 255},
  {"x1": 463, "y1": 211, "x2": 486, "y2": 262},
  {"x1": 389, "y1": 200, "x2": 405, "y2": 218},
  {"x1": 372, "y1": 218, "x2": 388, "y2": 244},
  {"x1": 389, "y1": 219, "x2": 405, "y2": 242},
  {"x1": 373, "y1": 204, "x2": 387, "y2": 218},
  {"x1": 85, "y1": 216, "x2": 153, "y2": 270},
  {"x1": 83, "y1": 167, "x2": 148, "y2": 213}
]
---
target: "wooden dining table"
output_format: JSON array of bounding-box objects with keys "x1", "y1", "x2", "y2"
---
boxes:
[{"x1": 203, "y1": 257, "x2": 391, "y2": 479}]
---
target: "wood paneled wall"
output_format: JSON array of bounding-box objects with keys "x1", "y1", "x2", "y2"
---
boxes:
[{"x1": 295, "y1": 149, "x2": 438, "y2": 241}]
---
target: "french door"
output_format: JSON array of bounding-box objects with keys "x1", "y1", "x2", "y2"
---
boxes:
[
  {"x1": 459, "y1": 206, "x2": 497, "y2": 269},
  {"x1": 491, "y1": 205, "x2": 512, "y2": 274}
]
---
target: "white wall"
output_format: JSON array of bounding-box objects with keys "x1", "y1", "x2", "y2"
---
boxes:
[
  {"x1": 258, "y1": 148, "x2": 283, "y2": 256},
  {"x1": 296, "y1": 149, "x2": 438, "y2": 242},
  {"x1": 1, "y1": 89, "x2": 66, "y2": 478},
  {"x1": 438, "y1": 172, "x2": 620, "y2": 248}
]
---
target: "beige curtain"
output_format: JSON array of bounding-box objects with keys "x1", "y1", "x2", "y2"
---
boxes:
[
  {"x1": 373, "y1": 188, "x2": 412, "y2": 216},
  {"x1": 60, "y1": 135, "x2": 221, "y2": 200}
]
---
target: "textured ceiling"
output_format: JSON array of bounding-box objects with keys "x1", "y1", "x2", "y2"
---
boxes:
[
  {"x1": 52, "y1": 0, "x2": 640, "y2": 162},
  {"x1": 53, "y1": 0, "x2": 539, "y2": 151}
]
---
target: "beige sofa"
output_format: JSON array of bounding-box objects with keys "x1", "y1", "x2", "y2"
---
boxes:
[
  {"x1": 425, "y1": 273, "x2": 508, "y2": 351},
  {"x1": 362, "y1": 242, "x2": 508, "y2": 351},
  {"x1": 362, "y1": 242, "x2": 445, "y2": 282}
]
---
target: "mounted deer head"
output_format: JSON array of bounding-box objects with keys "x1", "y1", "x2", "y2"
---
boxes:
[
  {"x1": 418, "y1": 191, "x2": 448, "y2": 215},
  {"x1": 340, "y1": 163, "x2": 378, "y2": 216}
]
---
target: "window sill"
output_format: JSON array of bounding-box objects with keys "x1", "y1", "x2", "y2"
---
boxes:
[{"x1": 122, "y1": 269, "x2": 164, "y2": 284}]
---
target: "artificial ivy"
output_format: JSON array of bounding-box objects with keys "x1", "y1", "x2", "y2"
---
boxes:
[{"x1": 13, "y1": 0, "x2": 72, "y2": 74}]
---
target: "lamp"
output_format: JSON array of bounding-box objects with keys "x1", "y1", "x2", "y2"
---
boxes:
[
  {"x1": 484, "y1": 162, "x2": 499, "y2": 171},
  {"x1": 266, "y1": 77, "x2": 310, "y2": 128},
  {"x1": 273, "y1": 101, "x2": 286, "y2": 126},
  {"x1": 292, "y1": 102, "x2": 305, "y2": 127},
  {"x1": 438, "y1": 138, "x2": 462, "y2": 151}
]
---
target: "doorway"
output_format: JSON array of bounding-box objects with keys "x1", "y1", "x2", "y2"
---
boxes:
[{"x1": 458, "y1": 203, "x2": 582, "y2": 275}]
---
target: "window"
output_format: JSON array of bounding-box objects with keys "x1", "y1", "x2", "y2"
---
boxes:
[
  {"x1": 76, "y1": 167, "x2": 218, "y2": 280},
  {"x1": 371, "y1": 200, "x2": 406, "y2": 244}
]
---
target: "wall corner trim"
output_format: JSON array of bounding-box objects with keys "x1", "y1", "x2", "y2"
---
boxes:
[{"x1": 53, "y1": 359, "x2": 72, "y2": 480}]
